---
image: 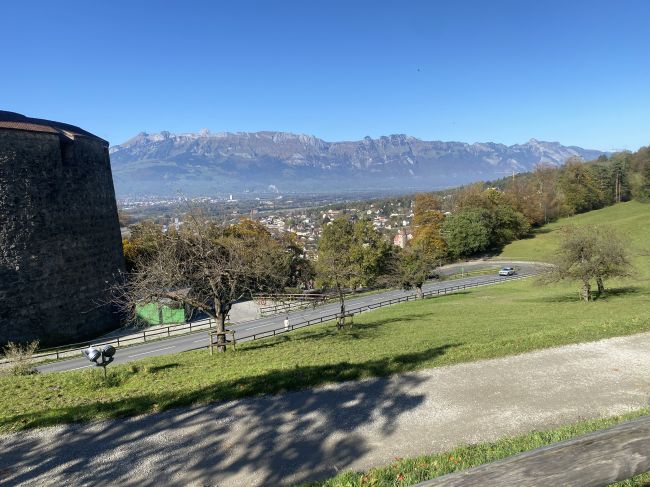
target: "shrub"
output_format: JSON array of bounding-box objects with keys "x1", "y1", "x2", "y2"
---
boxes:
[{"x1": 2, "y1": 341, "x2": 39, "y2": 376}]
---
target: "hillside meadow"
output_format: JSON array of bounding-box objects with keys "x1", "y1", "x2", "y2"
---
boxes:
[{"x1": 500, "y1": 199, "x2": 649, "y2": 265}]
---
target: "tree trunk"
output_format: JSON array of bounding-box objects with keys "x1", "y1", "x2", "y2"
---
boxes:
[
  {"x1": 215, "y1": 302, "x2": 228, "y2": 353},
  {"x1": 337, "y1": 284, "x2": 345, "y2": 330},
  {"x1": 596, "y1": 277, "x2": 605, "y2": 295},
  {"x1": 416, "y1": 285, "x2": 424, "y2": 300},
  {"x1": 581, "y1": 280, "x2": 591, "y2": 302}
]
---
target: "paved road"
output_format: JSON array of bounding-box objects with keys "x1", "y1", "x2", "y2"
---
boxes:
[
  {"x1": 37, "y1": 262, "x2": 541, "y2": 373},
  {"x1": 4, "y1": 332, "x2": 650, "y2": 486}
]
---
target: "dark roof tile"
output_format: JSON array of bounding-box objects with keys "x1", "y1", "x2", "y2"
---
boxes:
[{"x1": 0, "y1": 111, "x2": 107, "y2": 145}]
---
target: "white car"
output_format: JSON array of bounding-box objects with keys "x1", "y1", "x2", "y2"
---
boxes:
[{"x1": 498, "y1": 267, "x2": 516, "y2": 276}]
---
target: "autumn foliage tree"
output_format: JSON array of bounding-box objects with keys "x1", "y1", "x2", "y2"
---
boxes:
[
  {"x1": 503, "y1": 176, "x2": 544, "y2": 227},
  {"x1": 411, "y1": 193, "x2": 447, "y2": 259},
  {"x1": 533, "y1": 163, "x2": 563, "y2": 224},
  {"x1": 558, "y1": 158, "x2": 606, "y2": 215},
  {"x1": 121, "y1": 220, "x2": 163, "y2": 272}
]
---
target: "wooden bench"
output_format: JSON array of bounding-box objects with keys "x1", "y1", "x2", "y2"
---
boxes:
[
  {"x1": 208, "y1": 330, "x2": 236, "y2": 354},
  {"x1": 336, "y1": 312, "x2": 354, "y2": 329}
]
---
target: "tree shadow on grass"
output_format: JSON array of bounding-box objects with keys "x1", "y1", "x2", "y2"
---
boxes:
[
  {"x1": 592, "y1": 286, "x2": 643, "y2": 301},
  {"x1": 431, "y1": 291, "x2": 472, "y2": 297},
  {"x1": 242, "y1": 313, "x2": 438, "y2": 351},
  {"x1": 0, "y1": 344, "x2": 459, "y2": 486},
  {"x1": 0, "y1": 344, "x2": 459, "y2": 431},
  {"x1": 525, "y1": 292, "x2": 586, "y2": 304},
  {"x1": 531, "y1": 227, "x2": 555, "y2": 235},
  {"x1": 145, "y1": 363, "x2": 181, "y2": 373},
  {"x1": 528, "y1": 286, "x2": 643, "y2": 304}
]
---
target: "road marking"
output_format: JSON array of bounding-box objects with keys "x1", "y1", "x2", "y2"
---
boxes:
[
  {"x1": 128, "y1": 346, "x2": 175, "y2": 358},
  {"x1": 65, "y1": 364, "x2": 93, "y2": 372},
  {"x1": 242, "y1": 323, "x2": 273, "y2": 331},
  {"x1": 193, "y1": 338, "x2": 207, "y2": 343}
]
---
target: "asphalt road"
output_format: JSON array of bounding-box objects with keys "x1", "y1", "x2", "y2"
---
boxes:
[{"x1": 37, "y1": 262, "x2": 541, "y2": 374}]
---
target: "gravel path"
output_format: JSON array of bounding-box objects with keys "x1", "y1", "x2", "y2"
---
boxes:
[{"x1": 2, "y1": 332, "x2": 650, "y2": 486}]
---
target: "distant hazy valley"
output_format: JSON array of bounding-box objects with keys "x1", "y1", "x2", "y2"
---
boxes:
[{"x1": 109, "y1": 130, "x2": 607, "y2": 196}]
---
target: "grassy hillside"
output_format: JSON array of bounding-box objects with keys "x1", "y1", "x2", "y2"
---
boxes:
[
  {"x1": 1, "y1": 201, "x2": 649, "y2": 432},
  {"x1": 500, "y1": 200, "x2": 650, "y2": 265}
]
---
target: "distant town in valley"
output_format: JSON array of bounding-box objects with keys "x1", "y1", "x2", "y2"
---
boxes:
[{"x1": 119, "y1": 190, "x2": 420, "y2": 254}]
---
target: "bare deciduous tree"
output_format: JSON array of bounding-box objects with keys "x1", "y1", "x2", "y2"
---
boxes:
[
  {"x1": 592, "y1": 228, "x2": 631, "y2": 294},
  {"x1": 114, "y1": 213, "x2": 288, "y2": 351},
  {"x1": 541, "y1": 225, "x2": 630, "y2": 301}
]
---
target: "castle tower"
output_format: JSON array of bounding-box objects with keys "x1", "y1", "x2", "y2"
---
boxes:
[{"x1": 0, "y1": 111, "x2": 125, "y2": 346}]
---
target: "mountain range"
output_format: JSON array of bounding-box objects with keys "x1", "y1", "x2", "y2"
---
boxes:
[{"x1": 109, "y1": 131, "x2": 607, "y2": 196}]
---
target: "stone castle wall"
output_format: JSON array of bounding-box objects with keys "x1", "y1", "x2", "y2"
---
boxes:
[{"x1": 0, "y1": 128, "x2": 125, "y2": 346}]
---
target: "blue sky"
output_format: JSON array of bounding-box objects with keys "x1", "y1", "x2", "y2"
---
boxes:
[{"x1": 2, "y1": 0, "x2": 649, "y2": 150}]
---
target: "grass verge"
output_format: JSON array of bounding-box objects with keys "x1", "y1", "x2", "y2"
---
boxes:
[{"x1": 438, "y1": 266, "x2": 501, "y2": 281}]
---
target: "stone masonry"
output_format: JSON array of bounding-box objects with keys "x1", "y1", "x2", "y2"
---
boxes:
[{"x1": 0, "y1": 111, "x2": 125, "y2": 346}]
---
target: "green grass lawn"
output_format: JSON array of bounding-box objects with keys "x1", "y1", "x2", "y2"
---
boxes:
[
  {"x1": 298, "y1": 408, "x2": 650, "y2": 487},
  {"x1": 1, "y1": 201, "x2": 649, "y2": 433},
  {"x1": 499, "y1": 200, "x2": 650, "y2": 264},
  {"x1": 439, "y1": 266, "x2": 501, "y2": 280}
]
